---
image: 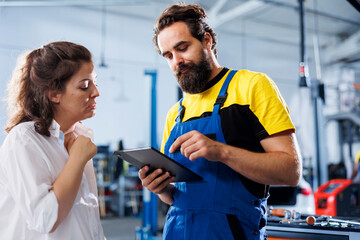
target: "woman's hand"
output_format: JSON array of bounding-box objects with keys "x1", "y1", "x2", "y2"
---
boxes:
[
  {"x1": 64, "y1": 133, "x2": 97, "y2": 164},
  {"x1": 64, "y1": 132, "x2": 76, "y2": 152}
]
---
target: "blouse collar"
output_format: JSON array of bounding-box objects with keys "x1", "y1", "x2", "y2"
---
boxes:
[{"x1": 48, "y1": 120, "x2": 94, "y2": 145}]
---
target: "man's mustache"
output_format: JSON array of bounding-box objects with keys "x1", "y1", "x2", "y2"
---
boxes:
[{"x1": 176, "y1": 63, "x2": 193, "y2": 76}]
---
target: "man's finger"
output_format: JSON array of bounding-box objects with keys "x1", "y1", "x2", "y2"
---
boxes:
[
  {"x1": 154, "y1": 176, "x2": 175, "y2": 194},
  {"x1": 138, "y1": 166, "x2": 149, "y2": 179},
  {"x1": 141, "y1": 169, "x2": 163, "y2": 186},
  {"x1": 146, "y1": 170, "x2": 169, "y2": 188},
  {"x1": 169, "y1": 131, "x2": 194, "y2": 153}
]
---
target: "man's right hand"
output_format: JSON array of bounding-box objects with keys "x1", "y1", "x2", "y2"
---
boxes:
[{"x1": 138, "y1": 166, "x2": 174, "y2": 195}]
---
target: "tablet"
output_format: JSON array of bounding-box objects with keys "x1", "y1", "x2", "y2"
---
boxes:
[{"x1": 114, "y1": 147, "x2": 203, "y2": 182}]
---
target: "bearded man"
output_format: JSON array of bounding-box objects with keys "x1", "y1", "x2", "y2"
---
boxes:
[{"x1": 139, "y1": 3, "x2": 302, "y2": 240}]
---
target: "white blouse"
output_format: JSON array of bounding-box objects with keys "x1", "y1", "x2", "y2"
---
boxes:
[{"x1": 0, "y1": 120, "x2": 105, "y2": 240}]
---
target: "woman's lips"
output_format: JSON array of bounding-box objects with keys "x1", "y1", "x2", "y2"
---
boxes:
[{"x1": 88, "y1": 104, "x2": 96, "y2": 110}]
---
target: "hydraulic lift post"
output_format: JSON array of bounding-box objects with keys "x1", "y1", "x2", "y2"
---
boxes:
[
  {"x1": 298, "y1": 0, "x2": 327, "y2": 191},
  {"x1": 138, "y1": 70, "x2": 160, "y2": 240}
]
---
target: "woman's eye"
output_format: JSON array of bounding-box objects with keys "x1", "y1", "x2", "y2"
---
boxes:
[{"x1": 80, "y1": 82, "x2": 89, "y2": 90}]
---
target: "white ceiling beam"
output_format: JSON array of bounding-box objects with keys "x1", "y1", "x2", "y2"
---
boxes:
[
  {"x1": 208, "y1": 0, "x2": 228, "y2": 18},
  {"x1": 0, "y1": 1, "x2": 148, "y2": 7},
  {"x1": 209, "y1": 0, "x2": 266, "y2": 29},
  {"x1": 323, "y1": 30, "x2": 360, "y2": 64}
]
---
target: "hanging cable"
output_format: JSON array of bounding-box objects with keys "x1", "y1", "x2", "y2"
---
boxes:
[
  {"x1": 99, "y1": 0, "x2": 108, "y2": 68},
  {"x1": 312, "y1": 0, "x2": 322, "y2": 82}
]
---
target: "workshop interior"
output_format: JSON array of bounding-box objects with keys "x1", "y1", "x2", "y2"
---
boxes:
[{"x1": 1, "y1": 0, "x2": 360, "y2": 239}]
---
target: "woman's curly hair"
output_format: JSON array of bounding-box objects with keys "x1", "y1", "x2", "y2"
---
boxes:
[{"x1": 5, "y1": 41, "x2": 92, "y2": 136}]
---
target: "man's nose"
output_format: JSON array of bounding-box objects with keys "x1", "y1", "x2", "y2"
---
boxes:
[{"x1": 173, "y1": 53, "x2": 184, "y2": 67}]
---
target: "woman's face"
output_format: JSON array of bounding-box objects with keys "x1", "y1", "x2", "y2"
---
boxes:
[{"x1": 52, "y1": 61, "x2": 99, "y2": 124}]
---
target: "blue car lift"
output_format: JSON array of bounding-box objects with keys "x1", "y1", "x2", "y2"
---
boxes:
[{"x1": 135, "y1": 70, "x2": 161, "y2": 240}]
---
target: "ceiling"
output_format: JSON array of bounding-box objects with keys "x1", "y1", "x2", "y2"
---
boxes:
[
  {"x1": 100, "y1": 0, "x2": 360, "y2": 48},
  {"x1": 1, "y1": 0, "x2": 360, "y2": 63}
]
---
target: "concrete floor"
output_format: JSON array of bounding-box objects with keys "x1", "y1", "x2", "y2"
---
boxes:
[
  {"x1": 101, "y1": 217, "x2": 141, "y2": 240},
  {"x1": 100, "y1": 194, "x2": 168, "y2": 239},
  {"x1": 101, "y1": 216, "x2": 163, "y2": 240}
]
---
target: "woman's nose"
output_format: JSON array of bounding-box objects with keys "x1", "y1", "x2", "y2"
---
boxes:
[{"x1": 91, "y1": 83, "x2": 100, "y2": 98}]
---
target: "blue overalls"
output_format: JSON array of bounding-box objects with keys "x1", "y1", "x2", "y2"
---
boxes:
[{"x1": 163, "y1": 70, "x2": 268, "y2": 240}]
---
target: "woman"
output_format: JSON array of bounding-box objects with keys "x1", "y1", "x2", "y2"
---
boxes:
[{"x1": 0, "y1": 41, "x2": 105, "y2": 239}]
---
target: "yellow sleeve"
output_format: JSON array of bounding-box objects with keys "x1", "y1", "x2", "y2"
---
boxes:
[
  {"x1": 248, "y1": 73, "x2": 295, "y2": 136},
  {"x1": 355, "y1": 151, "x2": 360, "y2": 164},
  {"x1": 160, "y1": 104, "x2": 179, "y2": 153}
]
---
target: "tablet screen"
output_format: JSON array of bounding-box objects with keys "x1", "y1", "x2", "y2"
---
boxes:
[{"x1": 114, "y1": 147, "x2": 203, "y2": 182}]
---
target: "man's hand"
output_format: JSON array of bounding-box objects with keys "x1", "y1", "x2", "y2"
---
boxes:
[
  {"x1": 169, "y1": 130, "x2": 224, "y2": 162},
  {"x1": 138, "y1": 166, "x2": 174, "y2": 194}
]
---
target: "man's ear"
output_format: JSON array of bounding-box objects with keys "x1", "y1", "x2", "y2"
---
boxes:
[
  {"x1": 203, "y1": 32, "x2": 213, "y2": 51},
  {"x1": 47, "y1": 89, "x2": 61, "y2": 104}
]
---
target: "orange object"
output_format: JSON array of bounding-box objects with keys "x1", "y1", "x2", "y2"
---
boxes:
[
  {"x1": 270, "y1": 208, "x2": 287, "y2": 217},
  {"x1": 268, "y1": 238, "x2": 307, "y2": 240},
  {"x1": 314, "y1": 179, "x2": 352, "y2": 216},
  {"x1": 353, "y1": 83, "x2": 360, "y2": 89},
  {"x1": 305, "y1": 216, "x2": 316, "y2": 225}
]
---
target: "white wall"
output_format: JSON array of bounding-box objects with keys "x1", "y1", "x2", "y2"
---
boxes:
[
  {"x1": 0, "y1": 4, "x2": 326, "y2": 162},
  {"x1": 217, "y1": 29, "x2": 316, "y2": 161},
  {"x1": 0, "y1": 6, "x2": 179, "y2": 150}
]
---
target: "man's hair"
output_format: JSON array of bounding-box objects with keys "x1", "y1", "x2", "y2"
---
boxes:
[
  {"x1": 153, "y1": 2, "x2": 217, "y2": 58},
  {"x1": 5, "y1": 41, "x2": 92, "y2": 136}
]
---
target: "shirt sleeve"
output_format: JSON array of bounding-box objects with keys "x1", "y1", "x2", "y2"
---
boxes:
[
  {"x1": 2, "y1": 128, "x2": 58, "y2": 233},
  {"x1": 160, "y1": 111, "x2": 172, "y2": 154},
  {"x1": 160, "y1": 102, "x2": 179, "y2": 153},
  {"x1": 355, "y1": 151, "x2": 360, "y2": 164},
  {"x1": 248, "y1": 73, "x2": 295, "y2": 139}
]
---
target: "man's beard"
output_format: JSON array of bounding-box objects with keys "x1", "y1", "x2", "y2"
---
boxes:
[{"x1": 175, "y1": 50, "x2": 212, "y2": 94}]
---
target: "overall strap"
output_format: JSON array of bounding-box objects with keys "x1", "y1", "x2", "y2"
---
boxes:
[
  {"x1": 213, "y1": 70, "x2": 237, "y2": 115},
  {"x1": 176, "y1": 98, "x2": 185, "y2": 123}
]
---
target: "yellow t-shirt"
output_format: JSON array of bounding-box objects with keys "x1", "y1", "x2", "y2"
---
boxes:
[
  {"x1": 160, "y1": 68, "x2": 295, "y2": 198},
  {"x1": 161, "y1": 68, "x2": 295, "y2": 152}
]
